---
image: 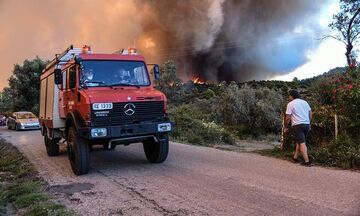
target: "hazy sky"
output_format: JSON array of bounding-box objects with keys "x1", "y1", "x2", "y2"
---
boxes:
[
  {"x1": 275, "y1": 1, "x2": 346, "y2": 81},
  {"x1": 0, "y1": 0, "x2": 346, "y2": 89}
]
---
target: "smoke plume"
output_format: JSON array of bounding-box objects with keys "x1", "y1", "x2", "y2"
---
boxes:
[
  {"x1": 138, "y1": 0, "x2": 325, "y2": 82},
  {"x1": 0, "y1": 0, "x2": 326, "y2": 88}
]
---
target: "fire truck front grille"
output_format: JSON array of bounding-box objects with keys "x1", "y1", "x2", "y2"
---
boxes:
[{"x1": 91, "y1": 101, "x2": 164, "y2": 126}]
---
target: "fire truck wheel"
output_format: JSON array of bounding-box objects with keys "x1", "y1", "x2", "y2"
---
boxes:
[
  {"x1": 44, "y1": 135, "x2": 60, "y2": 156},
  {"x1": 67, "y1": 127, "x2": 90, "y2": 175},
  {"x1": 143, "y1": 134, "x2": 169, "y2": 163}
]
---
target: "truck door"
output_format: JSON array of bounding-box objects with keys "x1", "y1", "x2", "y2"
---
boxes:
[
  {"x1": 65, "y1": 65, "x2": 78, "y2": 114},
  {"x1": 59, "y1": 68, "x2": 67, "y2": 118}
]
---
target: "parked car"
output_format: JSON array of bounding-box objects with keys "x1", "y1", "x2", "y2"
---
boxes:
[
  {"x1": 0, "y1": 114, "x2": 6, "y2": 126},
  {"x1": 7, "y1": 112, "x2": 41, "y2": 131}
]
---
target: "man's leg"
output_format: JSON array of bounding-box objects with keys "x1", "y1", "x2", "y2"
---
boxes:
[
  {"x1": 299, "y1": 143, "x2": 309, "y2": 163},
  {"x1": 293, "y1": 143, "x2": 300, "y2": 159}
]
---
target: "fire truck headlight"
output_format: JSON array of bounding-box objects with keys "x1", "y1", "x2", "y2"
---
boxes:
[
  {"x1": 91, "y1": 128, "x2": 107, "y2": 137},
  {"x1": 157, "y1": 123, "x2": 171, "y2": 132}
]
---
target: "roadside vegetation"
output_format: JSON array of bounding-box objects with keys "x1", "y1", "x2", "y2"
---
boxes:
[
  {"x1": 0, "y1": 1, "x2": 358, "y2": 171},
  {"x1": 157, "y1": 60, "x2": 360, "y2": 169},
  {"x1": 0, "y1": 139, "x2": 74, "y2": 216},
  {"x1": 157, "y1": 60, "x2": 290, "y2": 146},
  {"x1": 158, "y1": 60, "x2": 289, "y2": 146}
]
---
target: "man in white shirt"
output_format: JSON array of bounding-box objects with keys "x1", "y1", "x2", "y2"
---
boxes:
[{"x1": 285, "y1": 90, "x2": 312, "y2": 166}]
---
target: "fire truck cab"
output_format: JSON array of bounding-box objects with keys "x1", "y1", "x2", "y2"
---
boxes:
[{"x1": 39, "y1": 45, "x2": 173, "y2": 175}]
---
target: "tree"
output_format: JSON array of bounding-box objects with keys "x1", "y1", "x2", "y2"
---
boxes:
[
  {"x1": 0, "y1": 87, "x2": 15, "y2": 114},
  {"x1": 156, "y1": 60, "x2": 184, "y2": 103},
  {"x1": 0, "y1": 57, "x2": 47, "y2": 114},
  {"x1": 328, "y1": 0, "x2": 360, "y2": 67}
]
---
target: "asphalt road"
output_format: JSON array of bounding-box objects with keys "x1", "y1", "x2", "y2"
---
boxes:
[{"x1": 0, "y1": 127, "x2": 359, "y2": 216}]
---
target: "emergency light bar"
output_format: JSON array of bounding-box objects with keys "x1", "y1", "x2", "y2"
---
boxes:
[
  {"x1": 82, "y1": 45, "x2": 92, "y2": 54},
  {"x1": 121, "y1": 48, "x2": 138, "y2": 55}
]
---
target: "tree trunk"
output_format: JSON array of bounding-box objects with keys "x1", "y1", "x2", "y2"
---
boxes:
[{"x1": 345, "y1": 43, "x2": 353, "y2": 67}]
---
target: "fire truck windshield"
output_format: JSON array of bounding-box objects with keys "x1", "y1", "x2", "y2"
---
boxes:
[{"x1": 80, "y1": 60, "x2": 150, "y2": 87}]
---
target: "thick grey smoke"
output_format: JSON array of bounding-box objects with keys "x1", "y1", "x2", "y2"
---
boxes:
[
  {"x1": 138, "y1": 0, "x2": 325, "y2": 82},
  {"x1": 0, "y1": 0, "x2": 326, "y2": 88}
]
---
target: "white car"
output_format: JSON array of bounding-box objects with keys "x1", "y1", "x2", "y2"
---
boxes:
[{"x1": 7, "y1": 111, "x2": 41, "y2": 131}]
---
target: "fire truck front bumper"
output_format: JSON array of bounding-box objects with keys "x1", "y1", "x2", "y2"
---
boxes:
[{"x1": 79, "y1": 121, "x2": 174, "y2": 140}]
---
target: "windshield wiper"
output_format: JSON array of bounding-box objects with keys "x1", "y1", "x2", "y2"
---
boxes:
[
  {"x1": 111, "y1": 83, "x2": 140, "y2": 89},
  {"x1": 81, "y1": 81, "x2": 114, "y2": 89},
  {"x1": 84, "y1": 81, "x2": 106, "y2": 85}
]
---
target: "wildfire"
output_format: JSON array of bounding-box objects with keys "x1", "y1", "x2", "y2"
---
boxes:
[
  {"x1": 192, "y1": 77, "x2": 206, "y2": 85},
  {"x1": 144, "y1": 37, "x2": 156, "y2": 49}
]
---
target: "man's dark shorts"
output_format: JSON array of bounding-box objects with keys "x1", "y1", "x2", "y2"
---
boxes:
[{"x1": 292, "y1": 124, "x2": 310, "y2": 144}]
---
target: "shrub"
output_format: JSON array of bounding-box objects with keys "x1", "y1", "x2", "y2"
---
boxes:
[
  {"x1": 169, "y1": 104, "x2": 236, "y2": 145},
  {"x1": 311, "y1": 134, "x2": 360, "y2": 169},
  {"x1": 202, "y1": 89, "x2": 216, "y2": 100},
  {"x1": 156, "y1": 60, "x2": 185, "y2": 104},
  {"x1": 213, "y1": 83, "x2": 283, "y2": 136},
  {"x1": 315, "y1": 69, "x2": 360, "y2": 135}
]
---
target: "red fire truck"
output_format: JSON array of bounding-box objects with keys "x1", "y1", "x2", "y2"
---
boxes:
[{"x1": 39, "y1": 45, "x2": 173, "y2": 175}]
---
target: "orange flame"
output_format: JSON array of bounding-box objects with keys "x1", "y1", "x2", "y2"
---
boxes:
[{"x1": 192, "y1": 77, "x2": 205, "y2": 84}]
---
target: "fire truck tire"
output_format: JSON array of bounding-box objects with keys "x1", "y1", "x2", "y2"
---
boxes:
[
  {"x1": 44, "y1": 135, "x2": 60, "y2": 156},
  {"x1": 67, "y1": 127, "x2": 90, "y2": 175},
  {"x1": 143, "y1": 134, "x2": 169, "y2": 163}
]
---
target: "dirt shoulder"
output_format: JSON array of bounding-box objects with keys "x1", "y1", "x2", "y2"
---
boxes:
[{"x1": 214, "y1": 139, "x2": 279, "y2": 152}]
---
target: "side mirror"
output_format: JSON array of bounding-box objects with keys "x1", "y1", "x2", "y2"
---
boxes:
[
  {"x1": 54, "y1": 69, "x2": 62, "y2": 85},
  {"x1": 154, "y1": 64, "x2": 160, "y2": 80}
]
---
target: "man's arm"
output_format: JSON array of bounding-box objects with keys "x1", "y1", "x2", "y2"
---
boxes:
[
  {"x1": 285, "y1": 114, "x2": 291, "y2": 128},
  {"x1": 285, "y1": 103, "x2": 292, "y2": 129}
]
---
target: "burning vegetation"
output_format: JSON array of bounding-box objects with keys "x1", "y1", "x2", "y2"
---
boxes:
[{"x1": 191, "y1": 77, "x2": 206, "y2": 85}]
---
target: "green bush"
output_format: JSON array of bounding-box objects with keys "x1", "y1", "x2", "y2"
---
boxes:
[
  {"x1": 314, "y1": 69, "x2": 360, "y2": 136},
  {"x1": 305, "y1": 68, "x2": 360, "y2": 169},
  {"x1": 325, "y1": 135, "x2": 359, "y2": 168},
  {"x1": 310, "y1": 135, "x2": 360, "y2": 169},
  {"x1": 213, "y1": 83, "x2": 283, "y2": 136},
  {"x1": 312, "y1": 147, "x2": 330, "y2": 164},
  {"x1": 202, "y1": 89, "x2": 216, "y2": 100},
  {"x1": 169, "y1": 104, "x2": 236, "y2": 145},
  {"x1": 156, "y1": 60, "x2": 185, "y2": 104}
]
